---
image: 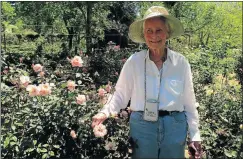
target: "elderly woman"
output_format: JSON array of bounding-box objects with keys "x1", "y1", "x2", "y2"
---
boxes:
[{"x1": 92, "y1": 6, "x2": 202, "y2": 159}]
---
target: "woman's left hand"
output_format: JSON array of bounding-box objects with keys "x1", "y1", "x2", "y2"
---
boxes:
[{"x1": 188, "y1": 141, "x2": 203, "y2": 159}]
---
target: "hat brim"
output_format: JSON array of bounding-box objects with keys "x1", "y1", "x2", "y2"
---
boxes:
[{"x1": 129, "y1": 15, "x2": 184, "y2": 43}]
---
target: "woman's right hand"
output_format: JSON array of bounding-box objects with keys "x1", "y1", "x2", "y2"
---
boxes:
[{"x1": 91, "y1": 113, "x2": 108, "y2": 128}]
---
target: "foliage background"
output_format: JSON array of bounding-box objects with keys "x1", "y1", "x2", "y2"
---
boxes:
[{"x1": 1, "y1": 1, "x2": 242, "y2": 158}]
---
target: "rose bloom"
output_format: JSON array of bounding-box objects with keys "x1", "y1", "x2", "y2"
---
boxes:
[
  {"x1": 113, "y1": 45, "x2": 120, "y2": 51},
  {"x1": 38, "y1": 83, "x2": 52, "y2": 96},
  {"x1": 19, "y1": 57, "x2": 23, "y2": 63},
  {"x1": 76, "y1": 95, "x2": 86, "y2": 105},
  {"x1": 70, "y1": 56, "x2": 83, "y2": 67},
  {"x1": 93, "y1": 124, "x2": 107, "y2": 138},
  {"x1": 98, "y1": 88, "x2": 106, "y2": 97},
  {"x1": 67, "y1": 80, "x2": 76, "y2": 91},
  {"x1": 20, "y1": 75, "x2": 30, "y2": 87},
  {"x1": 104, "y1": 142, "x2": 116, "y2": 151},
  {"x1": 26, "y1": 85, "x2": 40, "y2": 96},
  {"x1": 3, "y1": 69, "x2": 8, "y2": 74},
  {"x1": 32, "y1": 64, "x2": 43, "y2": 72},
  {"x1": 105, "y1": 84, "x2": 111, "y2": 93},
  {"x1": 38, "y1": 71, "x2": 45, "y2": 77},
  {"x1": 70, "y1": 130, "x2": 77, "y2": 139}
]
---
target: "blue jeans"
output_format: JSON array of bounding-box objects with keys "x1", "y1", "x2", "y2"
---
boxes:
[{"x1": 129, "y1": 111, "x2": 187, "y2": 159}]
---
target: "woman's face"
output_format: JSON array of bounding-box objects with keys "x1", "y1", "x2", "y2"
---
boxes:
[{"x1": 143, "y1": 17, "x2": 168, "y2": 50}]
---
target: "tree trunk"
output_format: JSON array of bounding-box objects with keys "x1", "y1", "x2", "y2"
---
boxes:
[
  {"x1": 63, "y1": 15, "x2": 74, "y2": 52},
  {"x1": 68, "y1": 27, "x2": 74, "y2": 51},
  {"x1": 205, "y1": 33, "x2": 210, "y2": 46},
  {"x1": 86, "y1": 2, "x2": 92, "y2": 55}
]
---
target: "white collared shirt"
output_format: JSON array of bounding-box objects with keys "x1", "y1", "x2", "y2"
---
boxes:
[{"x1": 100, "y1": 48, "x2": 201, "y2": 141}]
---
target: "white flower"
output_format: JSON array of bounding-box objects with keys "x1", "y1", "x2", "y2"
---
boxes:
[
  {"x1": 94, "y1": 71, "x2": 99, "y2": 77},
  {"x1": 93, "y1": 124, "x2": 107, "y2": 138},
  {"x1": 76, "y1": 73, "x2": 81, "y2": 77}
]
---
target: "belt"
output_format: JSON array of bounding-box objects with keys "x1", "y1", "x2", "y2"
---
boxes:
[
  {"x1": 136, "y1": 110, "x2": 180, "y2": 117},
  {"x1": 159, "y1": 110, "x2": 180, "y2": 116}
]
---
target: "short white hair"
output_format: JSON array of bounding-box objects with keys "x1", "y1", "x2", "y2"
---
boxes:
[{"x1": 143, "y1": 16, "x2": 170, "y2": 39}]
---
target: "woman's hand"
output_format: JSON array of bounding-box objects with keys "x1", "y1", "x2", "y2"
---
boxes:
[
  {"x1": 188, "y1": 141, "x2": 203, "y2": 159},
  {"x1": 91, "y1": 113, "x2": 108, "y2": 128}
]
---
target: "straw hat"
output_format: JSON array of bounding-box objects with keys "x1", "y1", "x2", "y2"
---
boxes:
[{"x1": 128, "y1": 6, "x2": 184, "y2": 43}]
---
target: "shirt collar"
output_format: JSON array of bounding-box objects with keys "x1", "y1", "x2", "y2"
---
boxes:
[{"x1": 145, "y1": 47, "x2": 174, "y2": 64}]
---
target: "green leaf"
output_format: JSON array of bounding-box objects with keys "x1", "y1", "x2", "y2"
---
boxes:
[
  {"x1": 43, "y1": 144, "x2": 49, "y2": 147},
  {"x1": 37, "y1": 126, "x2": 43, "y2": 130},
  {"x1": 15, "y1": 122, "x2": 24, "y2": 126},
  {"x1": 49, "y1": 151, "x2": 55, "y2": 156},
  {"x1": 224, "y1": 149, "x2": 232, "y2": 157},
  {"x1": 42, "y1": 153, "x2": 48, "y2": 159},
  {"x1": 53, "y1": 145, "x2": 60, "y2": 149},
  {"x1": 4, "y1": 137, "x2": 10, "y2": 148},
  {"x1": 68, "y1": 92, "x2": 75, "y2": 98},
  {"x1": 27, "y1": 148, "x2": 35, "y2": 152},
  {"x1": 40, "y1": 148, "x2": 47, "y2": 153},
  {"x1": 33, "y1": 140, "x2": 37, "y2": 145},
  {"x1": 10, "y1": 141, "x2": 16, "y2": 146},
  {"x1": 61, "y1": 83, "x2": 67, "y2": 89},
  {"x1": 231, "y1": 150, "x2": 237, "y2": 157},
  {"x1": 11, "y1": 136, "x2": 17, "y2": 142},
  {"x1": 11, "y1": 125, "x2": 16, "y2": 131},
  {"x1": 37, "y1": 148, "x2": 41, "y2": 153},
  {"x1": 15, "y1": 146, "x2": 19, "y2": 152},
  {"x1": 4, "y1": 119, "x2": 10, "y2": 124},
  {"x1": 24, "y1": 107, "x2": 31, "y2": 112}
]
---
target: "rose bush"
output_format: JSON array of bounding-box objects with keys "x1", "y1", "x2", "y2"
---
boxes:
[{"x1": 1, "y1": 42, "x2": 242, "y2": 158}]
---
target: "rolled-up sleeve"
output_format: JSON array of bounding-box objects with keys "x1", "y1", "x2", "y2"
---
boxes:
[
  {"x1": 183, "y1": 61, "x2": 201, "y2": 141},
  {"x1": 100, "y1": 57, "x2": 134, "y2": 117}
]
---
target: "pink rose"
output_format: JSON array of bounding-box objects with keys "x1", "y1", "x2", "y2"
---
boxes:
[
  {"x1": 2, "y1": 69, "x2": 8, "y2": 74},
  {"x1": 70, "y1": 56, "x2": 83, "y2": 67},
  {"x1": 70, "y1": 130, "x2": 77, "y2": 139},
  {"x1": 19, "y1": 57, "x2": 23, "y2": 63},
  {"x1": 113, "y1": 45, "x2": 120, "y2": 51},
  {"x1": 76, "y1": 95, "x2": 86, "y2": 105},
  {"x1": 26, "y1": 85, "x2": 40, "y2": 96},
  {"x1": 20, "y1": 75, "x2": 30, "y2": 87},
  {"x1": 98, "y1": 88, "x2": 106, "y2": 97},
  {"x1": 105, "y1": 84, "x2": 111, "y2": 93},
  {"x1": 104, "y1": 142, "x2": 116, "y2": 150},
  {"x1": 93, "y1": 124, "x2": 107, "y2": 138},
  {"x1": 38, "y1": 71, "x2": 45, "y2": 77},
  {"x1": 38, "y1": 83, "x2": 52, "y2": 96},
  {"x1": 67, "y1": 80, "x2": 76, "y2": 91},
  {"x1": 32, "y1": 64, "x2": 43, "y2": 73}
]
